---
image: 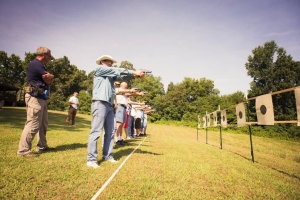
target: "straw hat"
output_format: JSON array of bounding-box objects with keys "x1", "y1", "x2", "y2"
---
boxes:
[{"x1": 96, "y1": 55, "x2": 117, "y2": 65}]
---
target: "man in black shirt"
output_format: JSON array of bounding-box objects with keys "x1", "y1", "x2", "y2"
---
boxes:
[{"x1": 17, "y1": 46, "x2": 55, "y2": 157}]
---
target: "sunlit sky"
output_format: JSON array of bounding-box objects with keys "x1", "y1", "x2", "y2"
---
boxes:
[{"x1": 1, "y1": 0, "x2": 299, "y2": 94}]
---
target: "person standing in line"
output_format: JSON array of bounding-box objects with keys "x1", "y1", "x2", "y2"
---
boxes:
[
  {"x1": 126, "y1": 97, "x2": 145, "y2": 139},
  {"x1": 86, "y1": 55, "x2": 146, "y2": 168},
  {"x1": 65, "y1": 92, "x2": 79, "y2": 127},
  {"x1": 142, "y1": 107, "x2": 155, "y2": 136},
  {"x1": 115, "y1": 84, "x2": 146, "y2": 144},
  {"x1": 17, "y1": 46, "x2": 55, "y2": 157}
]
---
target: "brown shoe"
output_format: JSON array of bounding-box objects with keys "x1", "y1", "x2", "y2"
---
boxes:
[{"x1": 18, "y1": 152, "x2": 40, "y2": 158}]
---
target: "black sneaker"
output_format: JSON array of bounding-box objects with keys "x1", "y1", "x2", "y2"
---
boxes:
[
  {"x1": 116, "y1": 140, "x2": 124, "y2": 145},
  {"x1": 36, "y1": 147, "x2": 56, "y2": 152}
]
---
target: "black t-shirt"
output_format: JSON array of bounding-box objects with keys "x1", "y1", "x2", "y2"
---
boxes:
[{"x1": 27, "y1": 58, "x2": 48, "y2": 90}]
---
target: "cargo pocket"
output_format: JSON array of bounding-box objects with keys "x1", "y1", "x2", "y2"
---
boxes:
[{"x1": 27, "y1": 100, "x2": 42, "y2": 118}]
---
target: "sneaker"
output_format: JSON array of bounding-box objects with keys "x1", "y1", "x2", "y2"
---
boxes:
[
  {"x1": 104, "y1": 157, "x2": 118, "y2": 163},
  {"x1": 116, "y1": 140, "x2": 124, "y2": 145},
  {"x1": 87, "y1": 161, "x2": 99, "y2": 168},
  {"x1": 36, "y1": 147, "x2": 56, "y2": 152},
  {"x1": 18, "y1": 152, "x2": 40, "y2": 158}
]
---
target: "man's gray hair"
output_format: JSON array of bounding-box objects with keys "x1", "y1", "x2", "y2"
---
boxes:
[{"x1": 36, "y1": 46, "x2": 50, "y2": 55}]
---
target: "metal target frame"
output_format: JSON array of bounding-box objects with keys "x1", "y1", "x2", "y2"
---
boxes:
[{"x1": 196, "y1": 86, "x2": 300, "y2": 163}]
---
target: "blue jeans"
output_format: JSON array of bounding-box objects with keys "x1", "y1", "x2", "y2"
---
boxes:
[
  {"x1": 127, "y1": 115, "x2": 135, "y2": 137},
  {"x1": 87, "y1": 101, "x2": 115, "y2": 162}
]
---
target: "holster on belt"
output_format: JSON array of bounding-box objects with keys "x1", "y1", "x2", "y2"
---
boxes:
[{"x1": 24, "y1": 85, "x2": 45, "y2": 96}]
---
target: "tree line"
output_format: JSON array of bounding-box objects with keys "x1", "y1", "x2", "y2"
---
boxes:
[{"x1": 1, "y1": 41, "x2": 299, "y2": 139}]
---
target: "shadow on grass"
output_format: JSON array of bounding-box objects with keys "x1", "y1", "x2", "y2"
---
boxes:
[
  {"x1": 0, "y1": 107, "x2": 91, "y2": 130},
  {"x1": 205, "y1": 139, "x2": 300, "y2": 181},
  {"x1": 205, "y1": 142, "x2": 254, "y2": 162},
  {"x1": 113, "y1": 146, "x2": 163, "y2": 160},
  {"x1": 54, "y1": 143, "x2": 87, "y2": 151},
  {"x1": 262, "y1": 164, "x2": 300, "y2": 181}
]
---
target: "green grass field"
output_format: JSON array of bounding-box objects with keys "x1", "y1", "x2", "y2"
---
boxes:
[{"x1": 0, "y1": 107, "x2": 300, "y2": 199}]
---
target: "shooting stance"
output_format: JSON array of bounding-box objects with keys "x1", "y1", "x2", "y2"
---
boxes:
[{"x1": 86, "y1": 55, "x2": 146, "y2": 168}]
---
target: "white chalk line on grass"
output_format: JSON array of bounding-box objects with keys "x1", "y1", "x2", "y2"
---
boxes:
[{"x1": 91, "y1": 137, "x2": 147, "y2": 200}]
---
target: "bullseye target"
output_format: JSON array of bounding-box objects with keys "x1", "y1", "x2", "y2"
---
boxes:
[
  {"x1": 202, "y1": 116, "x2": 207, "y2": 128},
  {"x1": 236, "y1": 103, "x2": 246, "y2": 127},
  {"x1": 213, "y1": 111, "x2": 218, "y2": 127},
  {"x1": 206, "y1": 114, "x2": 211, "y2": 127},
  {"x1": 220, "y1": 110, "x2": 227, "y2": 128},
  {"x1": 256, "y1": 93, "x2": 274, "y2": 125}
]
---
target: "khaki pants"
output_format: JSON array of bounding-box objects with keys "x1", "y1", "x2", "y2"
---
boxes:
[
  {"x1": 17, "y1": 93, "x2": 48, "y2": 155},
  {"x1": 66, "y1": 106, "x2": 77, "y2": 125}
]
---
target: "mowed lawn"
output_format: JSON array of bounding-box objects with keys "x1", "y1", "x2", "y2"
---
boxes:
[{"x1": 0, "y1": 107, "x2": 300, "y2": 199}]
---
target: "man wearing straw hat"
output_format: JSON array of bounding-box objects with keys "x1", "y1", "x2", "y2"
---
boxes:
[{"x1": 86, "y1": 55, "x2": 146, "y2": 168}]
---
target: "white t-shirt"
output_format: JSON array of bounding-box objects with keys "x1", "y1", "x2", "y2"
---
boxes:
[
  {"x1": 115, "y1": 88, "x2": 128, "y2": 105},
  {"x1": 135, "y1": 109, "x2": 142, "y2": 119},
  {"x1": 69, "y1": 96, "x2": 79, "y2": 109}
]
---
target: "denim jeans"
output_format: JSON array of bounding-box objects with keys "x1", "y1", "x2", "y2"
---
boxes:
[
  {"x1": 87, "y1": 101, "x2": 115, "y2": 162},
  {"x1": 127, "y1": 115, "x2": 135, "y2": 137}
]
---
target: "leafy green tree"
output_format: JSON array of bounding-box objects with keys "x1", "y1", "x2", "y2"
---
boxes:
[
  {"x1": 158, "y1": 77, "x2": 220, "y2": 121},
  {"x1": 245, "y1": 41, "x2": 300, "y2": 138},
  {"x1": 0, "y1": 51, "x2": 26, "y2": 88},
  {"x1": 246, "y1": 41, "x2": 299, "y2": 95},
  {"x1": 245, "y1": 41, "x2": 299, "y2": 121},
  {"x1": 78, "y1": 90, "x2": 92, "y2": 114},
  {"x1": 81, "y1": 71, "x2": 94, "y2": 95}
]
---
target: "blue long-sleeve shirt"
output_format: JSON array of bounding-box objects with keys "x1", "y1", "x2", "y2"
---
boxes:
[{"x1": 92, "y1": 66, "x2": 134, "y2": 105}]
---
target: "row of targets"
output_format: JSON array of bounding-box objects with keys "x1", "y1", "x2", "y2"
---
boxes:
[{"x1": 200, "y1": 87, "x2": 300, "y2": 128}]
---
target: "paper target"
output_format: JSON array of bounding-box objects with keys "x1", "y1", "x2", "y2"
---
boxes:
[
  {"x1": 213, "y1": 111, "x2": 218, "y2": 127},
  {"x1": 206, "y1": 114, "x2": 211, "y2": 127},
  {"x1": 220, "y1": 110, "x2": 227, "y2": 128},
  {"x1": 236, "y1": 103, "x2": 246, "y2": 127},
  {"x1": 256, "y1": 93, "x2": 274, "y2": 125},
  {"x1": 202, "y1": 116, "x2": 207, "y2": 128}
]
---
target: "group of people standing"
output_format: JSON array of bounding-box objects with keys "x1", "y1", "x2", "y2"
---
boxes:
[
  {"x1": 86, "y1": 55, "x2": 154, "y2": 168},
  {"x1": 114, "y1": 81, "x2": 154, "y2": 145},
  {"x1": 16, "y1": 47, "x2": 154, "y2": 169}
]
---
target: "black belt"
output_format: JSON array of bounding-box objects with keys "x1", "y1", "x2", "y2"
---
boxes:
[
  {"x1": 118, "y1": 104, "x2": 127, "y2": 108},
  {"x1": 24, "y1": 86, "x2": 45, "y2": 94}
]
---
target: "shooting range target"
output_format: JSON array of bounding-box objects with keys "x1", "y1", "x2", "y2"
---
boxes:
[
  {"x1": 235, "y1": 103, "x2": 246, "y2": 127},
  {"x1": 294, "y1": 87, "x2": 300, "y2": 126},
  {"x1": 206, "y1": 114, "x2": 211, "y2": 127},
  {"x1": 202, "y1": 116, "x2": 206, "y2": 128},
  {"x1": 220, "y1": 110, "x2": 227, "y2": 128},
  {"x1": 256, "y1": 93, "x2": 274, "y2": 125},
  {"x1": 213, "y1": 111, "x2": 218, "y2": 127}
]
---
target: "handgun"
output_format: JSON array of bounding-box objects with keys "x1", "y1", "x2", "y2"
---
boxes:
[
  {"x1": 140, "y1": 69, "x2": 152, "y2": 73},
  {"x1": 132, "y1": 87, "x2": 142, "y2": 91}
]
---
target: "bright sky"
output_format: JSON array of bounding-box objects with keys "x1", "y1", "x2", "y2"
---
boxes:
[{"x1": 1, "y1": 0, "x2": 299, "y2": 95}]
